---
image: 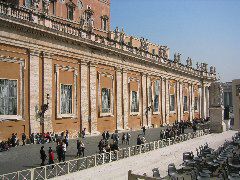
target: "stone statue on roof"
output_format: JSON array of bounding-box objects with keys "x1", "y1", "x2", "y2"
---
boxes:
[
  {"x1": 80, "y1": 14, "x2": 85, "y2": 28},
  {"x1": 210, "y1": 66, "x2": 216, "y2": 74},
  {"x1": 186, "y1": 57, "x2": 192, "y2": 67},
  {"x1": 42, "y1": 0, "x2": 50, "y2": 14},
  {"x1": 88, "y1": 16, "x2": 94, "y2": 32},
  {"x1": 173, "y1": 53, "x2": 181, "y2": 63},
  {"x1": 201, "y1": 63, "x2": 208, "y2": 72},
  {"x1": 32, "y1": 0, "x2": 40, "y2": 10},
  {"x1": 114, "y1": 27, "x2": 120, "y2": 41},
  {"x1": 119, "y1": 28, "x2": 125, "y2": 44},
  {"x1": 140, "y1": 37, "x2": 149, "y2": 51}
]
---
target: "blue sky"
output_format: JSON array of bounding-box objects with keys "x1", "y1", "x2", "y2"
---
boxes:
[{"x1": 110, "y1": 0, "x2": 240, "y2": 82}]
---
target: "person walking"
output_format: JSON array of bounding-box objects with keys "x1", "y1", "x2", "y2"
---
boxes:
[
  {"x1": 65, "y1": 130, "x2": 69, "y2": 147},
  {"x1": 56, "y1": 142, "x2": 62, "y2": 162},
  {"x1": 102, "y1": 131, "x2": 107, "y2": 140},
  {"x1": 142, "y1": 126, "x2": 146, "y2": 135},
  {"x1": 106, "y1": 131, "x2": 110, "y2": 140},
  {"x1": 126, "y1": 132, "x2": 131, "y2": 145},
  {"x1": 22, "y1": 133, "x2": 26, "y2": 146},
  {"x1": 122, "y1": 133, "x2": 127, "y2": 145},
  {"x1": 48, "y1": 147, "x2": 54, "y2": 167},
  {"x1": 40, "y1": 146, "x2": 47, "y2": 166},
  {"x1": 79, "y1": 141, "x2": 85, "y2": 157},
  {"x1": 62, "y1": 140, "x2": 67, "y2": 162},
  {"x1": 30, "y1": 133, "x2": 35, "y2": 144}
]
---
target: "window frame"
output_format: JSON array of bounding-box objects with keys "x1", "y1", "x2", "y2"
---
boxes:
[
  {"x1": 67, "y1": 6, "x2": 74, "y2": 20},
  {"x1": 153, "y1": 80, "x2": 160, "y2": 114},
  {"x1": 60, "y1": 83, "x2": 73, "y2": 117},
  {"x1": 194, "y1": 96, "x2": 199, "y2": 111},
  {"x1": 183, "y1": 95, "x2": 188, "y2": 112},
  {"x1": 0, "y1": 78, "x2": 21, "y2": 120},
  {"x1": 130, "y1": 90, "x2": 139, "y2": 115},
  {"x1": 101, "y1": 87, "x2": 111, "y2": 115},
  {"x1": 169, "y1": 94, "x2": 175, "y2": 113}
]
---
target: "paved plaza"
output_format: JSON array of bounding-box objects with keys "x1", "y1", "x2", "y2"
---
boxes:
[
  {"x1": 0, "y1": 127, "x2": 193, "y2": 175},
  {"x1": 53, "y1": 131, "x2": 236, "y2": 180}
]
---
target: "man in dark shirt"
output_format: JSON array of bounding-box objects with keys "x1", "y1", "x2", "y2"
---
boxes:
[{"x1": 40, "y1": 146, "x2": 47, "y2": 166}]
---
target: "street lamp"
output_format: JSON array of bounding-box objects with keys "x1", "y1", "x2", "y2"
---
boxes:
[{"x1": 39, "y1": 94, "x2": 50, "y2": 134}]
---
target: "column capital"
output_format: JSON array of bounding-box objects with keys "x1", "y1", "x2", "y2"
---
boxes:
[{"x1": 29, "y1": 49, "x2": 40, "y2": 56}]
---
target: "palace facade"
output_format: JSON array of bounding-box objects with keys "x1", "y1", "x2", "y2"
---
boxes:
[{"x1": 0, "y1": 0, "x2": 216, "y2": 140}]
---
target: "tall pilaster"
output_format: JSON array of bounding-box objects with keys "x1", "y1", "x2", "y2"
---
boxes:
[
  {"x1": 188, "y1": 83, "x2": 192, "y2": 121},
  {"x1": 80, "y1": 62, "x2": 89, "y2": 132},
  {"x1": 89, "y1": 63, "x2": 98, "y2": 133},
  {"x1": 201, "y1": 83, "x2": 206, "y2": 119},
  {"x1": 146, "y1": 75, "x2": 152, "y2": 127},
  {"x1": 42, "y1": 52, "x2": 53, "y2": 133},
  {"x1": 176, "y1": 81, "x2": 181, "y2": 121},
  {"x1": 206, "y1": 86, "x2": 210, "y2": 117},
  {"x1": 191, "y1": 83, "x2": 194, "y2": 120},
  {"x1": 179, "y1": 82, "x2": 183, "y2": 120},
  {"x1": 165, "y1": 79, "x2": 170, "y2": 125},
  {"x1": 122, "y1": 70, "x2": 129, "y2": 129},
  {"x1": 116, "y1": 69, "x2": 123, "y2": 130},
  {"x1": 142, "y1": 73, "x2": 147, "y2": 126},
  {"x1": 29, "y1": 50, "x2": 40, "y2": 134},
  {"x1": 161, "y1": 78, "x2": 166, "y2": 125},
  {"x1": 199, "y1": 85, "x2": 202, "y2": 118}
]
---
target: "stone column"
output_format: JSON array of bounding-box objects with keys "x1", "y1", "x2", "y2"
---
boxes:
[
  {"x1": 206, "y1": 86, "x2": 210, "y2": 117},
  {"x1": 188, "y1": 83, "x2": 193, "y2": 121},
  {"x1": 191, "y1": 83, "x2": 194, "y2": 120},
  {"x1": 42, "y1": 52, "x2": 53, "y2": 133},
  {"x1": 142, "y1": 73, "x2": 147, "y2": 126},
  {"x1": 29, "y1": 50, "x2": 40, "y2": 134},
  {"x1": 147, "y1": 75, "x2": 152, "y2": 127},
  {"x1": 80, "y1": 62, "x2": 89, "y2": 133},
  {"x1": 161, "y1": 78, "x2": 166, "y2": 125},
  {"x1": 165, "y1": 79, "x2": 170, "y2": 125},
  {"x1": 179, "y1": 82, "x2": 184, "y2": 120},
  {"x1": 116, "y1": 69, "x2": 123, "y2": 130},
  {"x1": 176, "y1": 81, "x2": 181, "y2": 121},
  {"x1": 122, "y1": 70, "x2": 129, "y2": 129},
  {"x1": 199, "y1": 86, "x2": 202, "y2": 118},
  {"x1": 89, "y1": 63, "x2": 98, "y2": 134},
  {"x1": 201, "y1": 83, "x2": 206, "y2": 119}
]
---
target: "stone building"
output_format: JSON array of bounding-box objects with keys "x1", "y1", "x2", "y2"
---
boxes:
[
  {"x1": 0, "y1": 0, "x2": 216, "y2": 140},
  {"x1": 232, "y1": 79, "x2": 240, "y2": 130}
]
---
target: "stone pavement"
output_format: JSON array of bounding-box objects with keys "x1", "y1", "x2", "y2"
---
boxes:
[{"x1": 0, "y1": 127, "x2": 192, "y2": 175}]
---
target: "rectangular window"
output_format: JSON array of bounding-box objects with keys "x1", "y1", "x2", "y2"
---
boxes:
[
  {"x1": 152, "y1": 49, "x2": 155, "y2": 55},
  {"x1": 169, "y1": 94, "x2": 175, "y2": 112},
  {"x1": 68, "y1": 7, "x2": 74, "y2": 20},
  {"x1": 0, "y1": 79, "x2": 17, "y2": 115},
  {"x1": 153, "y1": 80, "x2": 160, "y2": 112},
  {"x1": 24, "y1": 0, "x2": 32, "y2": 8},
  {"x1": 102, "y1": 19, "x2": 107, "y2": 31},
  {"x1": 183, "y1": 96, "x2": 188, "y2": 111},
  {"x1": 131, "y1": 91, "x2": 139, "y2": 112},
  {"x1": 194, "y1": 97, "x2": 198, "y2": 111},
  {"x1": 101, "y1": 88, "x2": 111, "y2": 113},
  {"x1": 61, "y1": 84, "x2": 72, "y2": 114}
]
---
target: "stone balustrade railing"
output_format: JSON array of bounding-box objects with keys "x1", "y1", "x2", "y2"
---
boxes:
[{"x1": 0, "y1": 2, "x2": 216, "y2": 79}]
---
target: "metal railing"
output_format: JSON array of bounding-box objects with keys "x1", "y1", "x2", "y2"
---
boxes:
[{"x1": 0, "y1": 129, "x2": 210, "y2": 180}]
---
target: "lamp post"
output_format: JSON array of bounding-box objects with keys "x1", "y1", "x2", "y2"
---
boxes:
[{"x1": 39, "y1": 94, "x2": 50, "y2": 134}]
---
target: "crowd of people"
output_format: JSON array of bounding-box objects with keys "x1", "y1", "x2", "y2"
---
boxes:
[{"x1": 0, "y1": 118, "x2": 209, "y2": 167}]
